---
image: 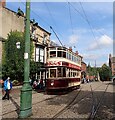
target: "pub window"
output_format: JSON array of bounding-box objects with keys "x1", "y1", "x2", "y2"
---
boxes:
[
  {"x1": 36, "y1": 48, "x2": 39, "y2": 62},
  {"x1": 40, "y1": 49, "x2": 44, "y2": 62},
  {"x1": 35, "y1": 47, "x2": 44, "y2": 63}
]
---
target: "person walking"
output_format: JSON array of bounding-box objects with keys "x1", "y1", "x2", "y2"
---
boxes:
[{"x1": 2, "y1": 77, "x2": 12, "y2": 100}]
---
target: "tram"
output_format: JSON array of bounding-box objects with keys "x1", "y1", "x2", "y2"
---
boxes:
[{"x1": 45, "y1": 46, "x2": 82, "y2": 92}]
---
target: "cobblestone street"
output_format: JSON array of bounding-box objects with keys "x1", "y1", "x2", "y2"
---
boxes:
[{"x1": 1, "y1": 81, "x2": 115, "y2": 119}]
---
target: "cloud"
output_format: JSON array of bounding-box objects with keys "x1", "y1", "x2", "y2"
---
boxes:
[
  {"x1": 82, "y1": 54, "x2": 100, "y2": 61},
  {"x1": 87, "y1": 35, "x2": 113, "y2": 51},
  {"x1": 82, "y1": 53, "x2": 108, "y2": 67}
]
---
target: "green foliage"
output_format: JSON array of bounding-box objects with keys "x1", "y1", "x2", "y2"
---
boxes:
[
  {"x1": 12, "y1": 80, "x2": 20, "y2": 86},
  {"x1": 30, "y1": 61, "x2": 43, "y2": 79},
  {"x1": 2, "y1": 31, "x2": 34, "y2": 82},
  {"x1": 99, "y1": 64, "x2": 112, "y2": 81},
  {"x1": 87, "y1": 64, "x2": 97, "y2": 76}
]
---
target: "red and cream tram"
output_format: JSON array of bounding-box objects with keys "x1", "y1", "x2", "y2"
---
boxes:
[{"x1": 46, "y1": 46, "x2": 82, "y2": 92}]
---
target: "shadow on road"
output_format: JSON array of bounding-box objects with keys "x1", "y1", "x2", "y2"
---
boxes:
[{"x1": 10, "y1": 96, "x2": 20, "y2": 115}]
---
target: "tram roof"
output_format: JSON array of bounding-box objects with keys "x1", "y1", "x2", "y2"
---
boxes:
[{"x1": 47, "y1": 46, "x2": 83, "y2": 58}]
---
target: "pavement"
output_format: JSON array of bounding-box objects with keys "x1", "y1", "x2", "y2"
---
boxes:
[
  {"x1": 1, "y1": 85, "x2": 57, "y2": 119},
  {"x1": 0, "y1": 81, "x2": 114, "y2": 119}
]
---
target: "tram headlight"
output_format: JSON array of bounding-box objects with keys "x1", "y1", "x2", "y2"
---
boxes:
[
  {"x1": 51, "y1": 82, "x2": 54, "y2": 86},
  {"x1": 51, "y1": 80, "x2": 54, "y2": 86}
]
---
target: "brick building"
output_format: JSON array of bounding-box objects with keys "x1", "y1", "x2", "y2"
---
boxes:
[
  {"x1": 0, "y1": 0, "x2": 51, "y2": 80},
  {"x1": 81, "y1": 61, "x2": 87, "y2": 79},
  {"x1": 109, "y1": 54, "x2": 115, "y2": 76}
]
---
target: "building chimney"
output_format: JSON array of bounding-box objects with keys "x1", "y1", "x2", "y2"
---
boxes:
[
  {"x1": 75, "y1": 51, "x2": 78, "y2": 55},
  {"x1": 69, "y1": 47, "x2": 72, "y2": 52},
  {"x1": 109, "y1": 54, "x2": 111, "y2": 59},
  {"x1": 0, "y1": 0, "x2": 6, "y2": 7}
]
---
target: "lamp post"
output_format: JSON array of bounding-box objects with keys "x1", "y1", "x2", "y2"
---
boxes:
[{"x1": 19, "y1": 0, "x2": 32, "y2": 118}]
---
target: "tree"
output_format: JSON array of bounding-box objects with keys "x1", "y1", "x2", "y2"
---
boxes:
[
  {"x1": 87, "y1": 64, "x2": 97, "y2": 76},
  {"x1": 2, "y1": 31, "x2": 34, "y2": 82},
  {"x1": 99, "y1": 64, "x2": 112, "y2": 81}
]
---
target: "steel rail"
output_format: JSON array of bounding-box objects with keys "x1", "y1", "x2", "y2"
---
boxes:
[
  {"x1": 52, "y1": 83, "x2": 104, "y2": 118},
  {"x1": 88, "y1": 83, "x2": 109, "y2": 120}
]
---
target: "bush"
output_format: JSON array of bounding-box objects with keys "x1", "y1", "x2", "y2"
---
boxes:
[{"x1": 12, "y1": 80, "x2": 20, "y2": 86}]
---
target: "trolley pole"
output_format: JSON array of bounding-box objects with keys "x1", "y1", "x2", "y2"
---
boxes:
[{"x1": 19, "y1": 0, "x2": 32, "y2": 118}]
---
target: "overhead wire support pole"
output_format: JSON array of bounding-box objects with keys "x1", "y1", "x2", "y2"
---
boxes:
[
  {"x1": 19, "y1": 0, "x2": 32, "y2": 118},
  {"x1": 50, "y1": 26, "x2": 63, "y2": 47}
]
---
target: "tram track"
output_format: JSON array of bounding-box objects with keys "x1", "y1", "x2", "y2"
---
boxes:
[
  {"x1": 88, "y1": 83, "x2": 109, "y2": 120},
  {"x1": 2, "y1": 82, "x2": 109, "y2": 119},
  {"x1": 2, "y1": 90, "x2": 59, "y2": 116},
  {"x1": 52, "y1": 83, "x2": 107, "y2": 119}
]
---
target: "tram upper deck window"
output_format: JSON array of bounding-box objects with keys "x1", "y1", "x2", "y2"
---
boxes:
[
  {"x1": 63, "y1": 52, "x2": 66, "y2": 58},
  {"x1": 57, "y1": 51, "x2": 62, "y2": 57},
  {"x1": 69, "y1": 53, "x2": 72, "y2": 60},
  {"x1": 50, "y1": 51, "x2": 56, "y2": 57}
]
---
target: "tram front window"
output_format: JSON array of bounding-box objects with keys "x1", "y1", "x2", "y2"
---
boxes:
[
  {"x1": 50, "y1": 69, "x2": 56, "y2": 78},
  {"x1": 57, "y1": 68, "x2": 62, "y2": 77},
  {"x1": 57, "y1": 51, "x2": 62, "y2": 57},
  {"x1": 57, "y1": 67, "x2": 66, "y2": 77}
]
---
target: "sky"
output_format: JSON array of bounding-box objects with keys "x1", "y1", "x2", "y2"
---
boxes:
[{"x1": 5, "y1": 0, "x2": 113, "y2": 67}]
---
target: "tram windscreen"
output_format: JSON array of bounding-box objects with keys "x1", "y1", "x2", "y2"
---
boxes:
[{"x1": 50, "y1": 69, "x2": 56, "y2": 78}]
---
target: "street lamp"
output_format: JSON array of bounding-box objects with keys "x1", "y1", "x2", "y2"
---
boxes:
[
  {"x1": 16, "y1": 42, "x2": 20, "y2": 49},
  {"x1": 19, "y1": 0, "x2": 32, "y2": 118}
]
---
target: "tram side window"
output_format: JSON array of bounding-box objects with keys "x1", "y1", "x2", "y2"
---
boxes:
[
  {"x1": 69, "y1": 71, "x2": 71, "y2": 77},
  {"x1": 50, "y1": 69, "x2": 56, "y2": 78},
  {"x1": 63, "y1": 68, "x2": 66, "y2": 77},
  {"x1": 57, "y1": 67, "x2": 66, "y2": 77},
  {"x1": 69, "y1": 53, "x2": 72, "y2": 60},
  {"x1": 50, "y1": 51, "x2": 56, "y2": 57}
]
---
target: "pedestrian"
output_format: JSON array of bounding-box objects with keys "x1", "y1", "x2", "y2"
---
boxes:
[
  {"x1": 32, "y1": 80, "x2": 38, "y2": 89},
  {"x1": 39, "y1": 79, "x2": 43, "y2": 89},
  {"x1": 2, "y1": 77, "x2": 12, "y2": 100}
]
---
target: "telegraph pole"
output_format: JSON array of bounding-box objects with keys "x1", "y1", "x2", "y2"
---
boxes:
[{"x1": 19, "y1": 0, "x2": 32, "y2": 118}]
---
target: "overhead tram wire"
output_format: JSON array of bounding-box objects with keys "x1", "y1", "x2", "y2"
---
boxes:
[
  {"x1": 19, "y1": 0, "x2": 51, "y2": 27},
  {"x1": 19, "y1": 0, "x2": 63, "y2": 46},
  {"x1": 67, "y1": 1, "x2": 101, "y2": 50},
  {"x1": 67, "y1": 2, "x2": 86, "y2": 20},
  {"x1": 68, "y1": 1, "x2": 108, "y2": 50},
  {"x1": 68, "y1": 2, "x2": 74, "y2": 35},
  {"x1": 43, "y1": 2, "x2": 65, "y2": 42},
  {"x1": 44, "y1": 2, "x2": 57, "y2": 29},
  {"x1": 50, "y1": 26, "x2": 63, "y2": 47},
  {"x1": 79, "y1": 1, "x2": 101, "y2": 50}
]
